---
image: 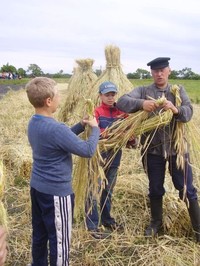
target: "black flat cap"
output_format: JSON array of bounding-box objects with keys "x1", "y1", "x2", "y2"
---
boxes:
[{"x1": 147, "y1": 57, "x2": 170, "y2": 70}]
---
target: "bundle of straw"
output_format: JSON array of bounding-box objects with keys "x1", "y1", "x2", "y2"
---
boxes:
[
  {"x1": 99, "y1": 99, "x2": 173, "y2": 168},
  {"x1": 73, "y1": 99, "x2": 106, "y2": 219},
  {"x1": 99, "y1": 86, "x2": 198, "y2": 174},
  {"x1": 170, "y1": 85, "x2": 200, "y2": 178},
  {"x1": 186, "y1": 119, "x2": 200, "y2": 176},
  {"x1": 58, "y1": 58, "x2": 98, "y2": 124},
  {"x1": 171, "y1": 85, "x2": 186, "y2": 169},
  {"x1": 163, "y1": 195, "x2": 191, "y2": 237},
  {"x1": 87, "y1": 44, "x2": 134, "y2": 105},
  {"x1": 0, "y1": 143, "x2": 32, "y2": 181}
]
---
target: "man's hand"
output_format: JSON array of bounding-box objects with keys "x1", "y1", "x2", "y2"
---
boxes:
[
  {"x1": 143, "y1": 100, "x2": 158, "y2": 112},
  {"x1": 161, "y1": 100, "x2": 179, "y2": 114}
]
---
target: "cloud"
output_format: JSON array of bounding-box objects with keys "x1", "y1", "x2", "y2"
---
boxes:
[{"x1": 0, "y1": 0, "x2": 199, "y2": 74}]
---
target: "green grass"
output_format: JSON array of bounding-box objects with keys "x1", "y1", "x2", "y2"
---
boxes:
[
  {"x1": 1, "y1": 81, "x2": 200, "y2": 265},
  {"x1": 1, "y1": 78, "x2": 199, "y2": 103},
  {"x1": 129, "y1": 79, "x2": 200, "y2": 104},
  {"x1": 0, "y1": 77, "x2": 70, "y2": 85},
  {"x1": 0, "y1": 78, "x2": 29, "y2": 85}
]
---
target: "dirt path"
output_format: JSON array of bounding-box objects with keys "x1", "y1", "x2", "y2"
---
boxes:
[
  {"x1": 0, "y1": 83, "x2": 68, "y2": 99},
  {"x1": 0, "y1": 84, "x2": 25, "y2": 99}
]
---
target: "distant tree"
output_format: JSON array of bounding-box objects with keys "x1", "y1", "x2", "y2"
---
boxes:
[
  {"x1": 52, "y1": 70, "x2": 65, "y2": 78},
  {"x1": 94, "y1": 68, "x2": 102, "y2": 77},
  {"x1": 127, "y1": 68, "x2": 151, "y2": 79},
  {"x1": 136, "y1": 68, "x2": 151, "y2": 79},
  {"x1": 191, "y1": 73, "x2": 200, "y2": 80},
  {"x1": 17, "y1": 68, "x2": 26, "y2": 78},
  {"x1": 1, "y1": 63, "x2": 16, "y2": 73},
  {"x1": 127, "y1": 67, "x2": 200, "y2": 80},
  {"x1": 52, "y1": 70, "x2": 72, "y2": 79},
  {"x1": 45, "y1": 73, "x2": 52, "y2": 78},
  {"x1": 170, "y1": 70, "x2": 179, "y2": 79},
  {"x1": 126, "y1": 73, "x2": 139, "y2": 79},
  {"x1": 27, "y1": 64, "x2": 44, "y2": 77},
  {"x1": 178, "y1": 68, "x2": 196, "y2": 79}
]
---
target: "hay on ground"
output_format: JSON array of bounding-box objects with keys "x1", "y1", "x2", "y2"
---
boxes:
[
  {"x1": 1, "y1": 80, "x2": 200, "y2": 266},
  {"x1": 0, "y1": 143, "x2": 32, "y2": 181}
]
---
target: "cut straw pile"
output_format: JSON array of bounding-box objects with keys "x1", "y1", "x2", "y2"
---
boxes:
[
  {"x1": 87, "y1": 45, "x2": 134, "y2": 105},
  {"x1": 73, "y1": 99, "x2": 106, "y2": 219},
  {"x1": 1, "y1": 143, "x2": 32, "y2": 181},
  {"x1": 58, "y1": 58, "x2": 98, "y2": 124},
  {"x1": 69, "y1": 153, "x2": 200, "y2": 265}
]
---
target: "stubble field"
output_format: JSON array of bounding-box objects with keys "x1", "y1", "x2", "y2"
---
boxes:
[{"x1": 0, "y1": 80, "x2": 200, "y2": 265}]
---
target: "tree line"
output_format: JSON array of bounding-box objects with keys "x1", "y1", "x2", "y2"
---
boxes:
[
  {"x1": 1, "y1": 63, "x2": 200, "y2": 80},
  {"x1": 127, "y1": 68, "x2": 200, "y2": 80},
  {"x1": 0, "y1": 63, "x2": 71, "y2": 79}
]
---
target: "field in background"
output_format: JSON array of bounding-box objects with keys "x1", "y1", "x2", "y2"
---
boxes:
[
  {"x1": 1, "y1": 78, "x2": 200, "y2": 103},
  {"x1": 130, "y1": 79, "x2": 200, "y2": 104},
  {"x1": 0, "y1": 81, "x2": 200, "y2": 265}
]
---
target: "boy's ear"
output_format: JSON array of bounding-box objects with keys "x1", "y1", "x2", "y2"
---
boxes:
[{"x1": 45, "y1": 97, "x2": 52, "y2": 107}]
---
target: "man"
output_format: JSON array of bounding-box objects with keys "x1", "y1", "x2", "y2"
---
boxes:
[{"x1": 116, "y1": 57, "x2": 200, "y2": 242}]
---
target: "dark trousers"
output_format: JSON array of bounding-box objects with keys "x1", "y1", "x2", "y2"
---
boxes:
[
  {"x1": 100, "y1": 167, "x2": 118, "y2": 225},
  {"x1": 143, "y1": 153, "x2": 197, "y2": 200},
  {"x1": 85, "y1": 167, "x2": 118, "y2": 230},
  {"x1": 30, "y1": 188, "x2": 74, "y2": 266}
]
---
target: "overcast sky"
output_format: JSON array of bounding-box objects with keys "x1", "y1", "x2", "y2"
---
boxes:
[{"x1": 1, "y1": 0, "x2": 200, "y2": 74}]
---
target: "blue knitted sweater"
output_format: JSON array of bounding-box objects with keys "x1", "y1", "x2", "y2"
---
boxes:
[{"x1": 28, "y1": 114, "x2": 100, "y2": 196}]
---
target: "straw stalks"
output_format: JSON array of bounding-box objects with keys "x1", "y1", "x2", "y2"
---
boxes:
[
  {"x1": 0, "y1": 160, "x2": 8, "y2": 229},
  {"x1": 98, "y1": 99, "x2": 173, "y2": 168},
  {"x1": 73, "y1": 99, "x2": 106, "y2": 219},
  {"x1": 171, "y1": 84, "x2": 186, "y2": 169},
  {"x1": 70, "y1": 166, "x2": 200, "y2": 266},
  {"x1": 87, "y1": 45, "x2": 134, "y2": 106},
  {"x1": 1, "y1": 83, "x2": 200, "y2": 265},
  {"x1": 58, "y1": 58, "x2": 98, "y2": 124}
]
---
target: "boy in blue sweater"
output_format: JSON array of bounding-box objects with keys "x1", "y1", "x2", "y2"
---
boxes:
[{"x1": 26, "y1": 77, "x2": 100, "y2": 266}]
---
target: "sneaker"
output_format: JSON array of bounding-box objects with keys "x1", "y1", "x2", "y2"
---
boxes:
[
  {"x1": 103, "y1": 222, "x2": 124, "y2": 231},
  {"x1": 89, "y1": 228, "x2": 110, "y2": 239}
]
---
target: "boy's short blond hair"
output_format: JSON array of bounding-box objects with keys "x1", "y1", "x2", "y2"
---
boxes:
[{"x1": 26, "y1": 77, "x2": 57, "y2": 108}]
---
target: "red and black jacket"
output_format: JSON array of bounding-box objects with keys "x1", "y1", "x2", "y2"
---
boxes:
[{"x1": 95, "y1": 102, "x2": 125, "y2": 168}]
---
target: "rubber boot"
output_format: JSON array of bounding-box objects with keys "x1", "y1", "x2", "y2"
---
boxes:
[
  {"x1": 145, "y1": 198, "x2": 163, "y2": 236},
  {"x1": 188, "y1": 199, "x2": 200, "y2": 243}
]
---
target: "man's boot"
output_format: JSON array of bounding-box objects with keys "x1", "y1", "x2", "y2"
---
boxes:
[
  {"x1": 188, "y1": 199, "x2": 200, "y2": 243},
  {"x1": 145, "y1": 198, "x2": 163, "y2": 236}
]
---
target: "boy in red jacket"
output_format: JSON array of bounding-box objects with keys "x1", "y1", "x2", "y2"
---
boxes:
[{"x1": 85, "y1": 81, "x2": 125, "y2": 239}]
